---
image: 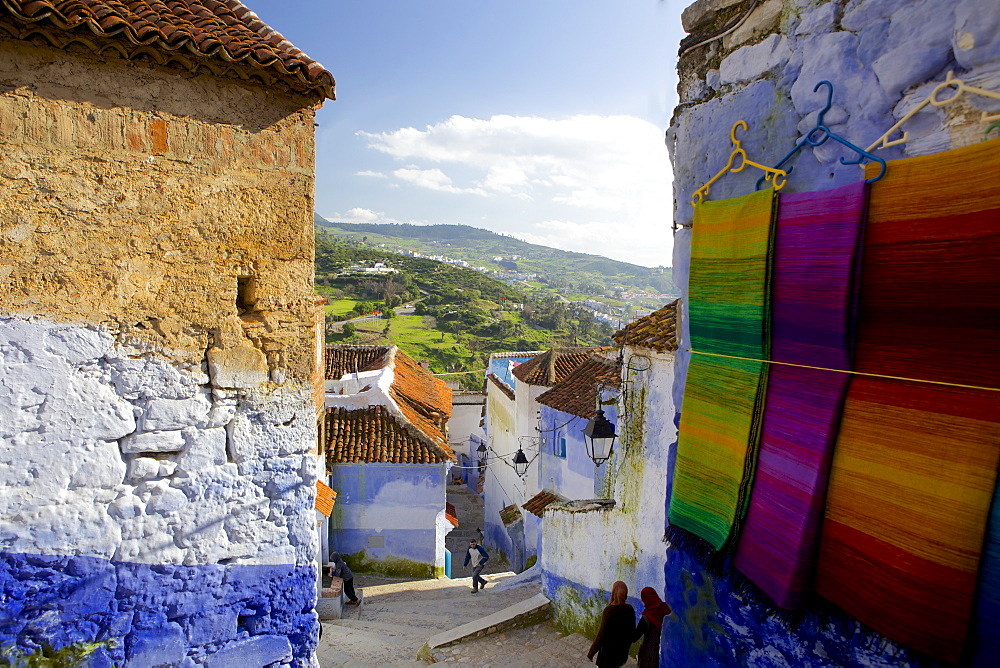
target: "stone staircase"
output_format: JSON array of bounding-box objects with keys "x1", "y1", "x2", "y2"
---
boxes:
[
  {"x1": 445, "y1": 481, "x2": 509, "y2": 577},
  {"x1": 316, "y1": 574, "x2": 591, "y2": 666}
]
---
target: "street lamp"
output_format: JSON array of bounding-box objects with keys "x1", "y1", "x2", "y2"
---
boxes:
[
  {"x1": 477, "y1": 440, "x2": 488, "y2": 464},
  {"x1": 583, "y1": 409, "x2": 617, "y2": 466},
  {"x1": 512, "y1": 448, "x2": 530, "y2": 477}
]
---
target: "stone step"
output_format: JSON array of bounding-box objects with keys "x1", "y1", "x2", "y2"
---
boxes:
[{"x1": 417, "y1": 593, "x2": 551, "y2": 661}]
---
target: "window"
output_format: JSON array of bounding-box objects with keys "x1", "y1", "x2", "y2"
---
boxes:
[{"x1": 554, "y1": 433, "x2": 566, "y2": 458}]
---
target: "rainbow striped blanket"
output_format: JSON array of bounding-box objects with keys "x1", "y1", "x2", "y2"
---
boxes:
[
  {"x1": 816, "y1": 139, "x2": 1000, "y2": 664},
  {"x1": 734, "y1": 180, "x2": 867, "y2": 609},
  {"x1": 671, "y1": 188, "x2": 774, "y2": 550}
]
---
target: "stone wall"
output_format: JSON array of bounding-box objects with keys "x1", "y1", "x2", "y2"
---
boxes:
[
  {"x1": 542, "y1": 349, "x2": 675, "y2": 639},
  {"x1": 665, "y1": 1, "x2": 999, "y2": 665},
  {"x1": 0, "y1": 36, "x2": 322, "y2": 666}
]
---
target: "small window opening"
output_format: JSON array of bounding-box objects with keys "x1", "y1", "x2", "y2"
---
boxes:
[{"x1": 237, "y1": 276, "x2": 256, "y2": 313}]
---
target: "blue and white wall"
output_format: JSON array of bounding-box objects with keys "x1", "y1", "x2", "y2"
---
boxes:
[
  {"x1": 542, "y1": 350, "x2": 675, "y2": 639},
  {"x1": 664, "y1": 0, "x2": 1000, "y2": 665},
  {"x1": 482, "y1": 377, "x2": 521, "y2": 569},
  {"x1": 328, "y1": 462, "x2": 449, "y2": 578},
  {"x1": 0, "y1": 317, "x2": 319, "y2": 667}
]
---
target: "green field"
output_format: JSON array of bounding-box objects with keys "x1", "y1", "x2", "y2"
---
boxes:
[{"x1": 323, "y1": 299, "x2": 357, "y2": 317}]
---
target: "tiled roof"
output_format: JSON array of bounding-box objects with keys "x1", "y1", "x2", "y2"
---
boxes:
[
  {"x1": 325, "y1": 405, "x2": 452, "y2": 464},
  {"x1": 499, "y1": 504, "x2": 521, "y2": 527},
  {"x1": 389, "y1": 351, "x2": 453, "y2": 454},
  {"x1": 612, "y1": 300, "x2": 679, "y2": 352},
  {"x1": 536, "y1": 355, "x2": 621, "y2": 419},
  {"x1": 325, "y1": 345, "x2": 392, "y2": 380},
  {"x1": 445, "y1": 501, "x2": 459, "y2": 528},
  {"x1": 0, "y1": 1, "x2": 335, "y2": 99},
  {"x1": 511, "y1": 348, "x2": 604, "y2": 387},
  {"x1": 315, "y1": 480, "x2": 336, "y2": 517},
  {"x1": 486, "y1": 373, "x2": 515, "y2": 401},
  {"x1": 522, "y1": 491, "x2": 564, "y2": 518}
]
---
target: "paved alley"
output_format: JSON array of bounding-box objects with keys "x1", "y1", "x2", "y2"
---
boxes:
[
  {"x1": 446, "y1": 480, "x2": 509, "y2": 577},
  {"x1": 317, "y1": 573, "x2": 591, "y2": 666}
]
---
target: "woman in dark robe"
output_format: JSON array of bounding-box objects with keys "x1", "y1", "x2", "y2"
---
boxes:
[
  {"x1": 587, "y1": 581, "x2": 636, "y2": 667},
  {"x1": 633, "y1": 586, "x2": 672, "y2": 667}
]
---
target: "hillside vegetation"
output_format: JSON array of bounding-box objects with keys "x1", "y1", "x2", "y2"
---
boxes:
[
  {"x1": 314, "y1": 215, "x2": 676, "y2": 299},
  {"x1": 315, "y1": 232, "x2": 616, "y2": 388}
]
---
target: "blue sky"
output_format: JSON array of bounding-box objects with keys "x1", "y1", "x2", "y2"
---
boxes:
[{"x1": 247, "y1": 1, "x2": 688, "y2": 267}]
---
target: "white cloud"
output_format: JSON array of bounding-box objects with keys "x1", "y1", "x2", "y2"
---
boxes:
[
  {"x1": 320, "y1": 207, "x2": 421, "y2": 225},
  {"x1": 356, "y1": 114, "x2": 673, "y2": 265},
  {"x1": 355, "y1": 170, "x2": 388, "y2": 178},
  {"x1": 392, "y1": 167, "x2": 487, "y2": 196}
]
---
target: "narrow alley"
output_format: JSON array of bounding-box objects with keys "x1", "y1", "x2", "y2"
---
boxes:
[{"x1": 316, "y1": 479, "x2": 593, "y2": 666}]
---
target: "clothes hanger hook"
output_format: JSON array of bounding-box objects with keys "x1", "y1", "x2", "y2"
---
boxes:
[
  {"x1": 730, "y1": 120, "x2": 749, "y2": 148},
  {"x1": 813, "y1": 80, "x2": 834, "y2": 127}
]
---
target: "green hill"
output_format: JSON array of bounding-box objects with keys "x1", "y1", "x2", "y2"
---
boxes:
[
  {"x1": 314, "y1": 232, "x2": 617, "y2": 388},
  {"x1": 314, "y1": 216, "x2": 676, "y2": 299}
]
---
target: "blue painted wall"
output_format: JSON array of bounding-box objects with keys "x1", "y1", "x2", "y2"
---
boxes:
[
  {"x1": 329, "y1": 462, "x2": 446, "y2": 575},
  {"x1": 660, "y1": 547, "x2": 943, "y2": 667},
  {"x1": 0, "y1": 553, "x2": 316, "y2": 667}
]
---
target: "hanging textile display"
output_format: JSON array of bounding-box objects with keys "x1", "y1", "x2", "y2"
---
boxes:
[
  {"x1": 670, "y1": 187, "x2": 774, "y2": 551},
  {"x1": 816, "y1": 140, "x2": 1000, "y2": 665},
  {"x1": 733, "y1": 180, "x2": 867, "y2": 609}
]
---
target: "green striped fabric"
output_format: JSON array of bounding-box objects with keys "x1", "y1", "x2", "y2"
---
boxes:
[{"x1": 670, "y1": 188, "x2": 775, "y2": 550}]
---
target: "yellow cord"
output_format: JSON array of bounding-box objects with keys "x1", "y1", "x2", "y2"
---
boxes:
[{"x1": 687, "y1": 349, "x2": 1000, "y2": 393}]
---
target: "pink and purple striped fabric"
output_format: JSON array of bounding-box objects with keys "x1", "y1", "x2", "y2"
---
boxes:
[{"x1": 733, "y1": 180, "x2": 867, "y2": 609}]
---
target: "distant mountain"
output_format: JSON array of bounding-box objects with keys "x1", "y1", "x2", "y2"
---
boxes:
[{"x1": 313, "y1": 217, "x2": 676, "y2": 296}]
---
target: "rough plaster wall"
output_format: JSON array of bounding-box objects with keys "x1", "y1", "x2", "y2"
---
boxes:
[
  {"x1": 538, "y1": 408, "x2": 596, "y2": 502},
  {"x1": 665, "y1": 1, "x2": 1000, "y2": 665},
  {"x1": 0, "y1": 38, "x2": 321, "y2": 666},
  {"x1": 483, "y1": 383, "x2": 522, "y2": 568},
  {"x1": 541, "y1": 351, "x2": 676, "y2": 637}
]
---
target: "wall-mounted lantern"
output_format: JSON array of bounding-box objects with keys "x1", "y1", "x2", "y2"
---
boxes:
[
  {"x1": 584, "y1": 409, "x2": 617, "y2": 466},
  {"x1": 477, "y1": 440, "x2": 488, "y2": 464},
  {"x1": 513, "y1": 448, "x2": 530, "y2": 477}
]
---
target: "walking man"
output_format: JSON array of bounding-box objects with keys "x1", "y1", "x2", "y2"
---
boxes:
[
  {"x1": 463, "y1": 539, "x2": 490, "y2": 593},
  {"x1": 329, "y1": 552, "x2": 360, "y2": 605}
]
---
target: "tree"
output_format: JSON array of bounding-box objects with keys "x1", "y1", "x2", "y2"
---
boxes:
[{"x1": 342, "y1": 322, "x2": 357, "y2": 337}]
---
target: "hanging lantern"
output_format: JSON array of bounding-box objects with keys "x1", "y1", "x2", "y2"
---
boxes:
[
  {"x1": 583, "y1": 409, "x2": 617, "y2": 466},
  {"x1": 513, "y1": 448, "x2": 530, "y2": 477}
]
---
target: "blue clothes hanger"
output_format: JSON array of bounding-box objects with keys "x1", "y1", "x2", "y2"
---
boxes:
[{"x1": 756, "y1": 81, "x2": 887, "y2": 190}]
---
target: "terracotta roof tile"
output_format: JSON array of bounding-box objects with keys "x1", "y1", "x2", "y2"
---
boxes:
[
  {"x1": 325, "y1": 405, "x2": 452, "y2": 465},
  {"x1": 389, "y1": 351, "x2": 453, "y2": 457},
  {"x1": 0, "y1": 0, "x2": 335, "y2": 99},
  {"x1": 521, "y1": 491, "x2": 564, "y2": 518},
  {"x1": 612, "y1": 300, "x2": 679, "y2": 352},
  {"x1": 325, "y1": 345, "x2": 392, "y2": 380},
  {"x1": 499, "y1": 504, "x2": 521, "y2": 527},
  {"x1": 485, "y1": 373, "x2": 515, "y2": 401},
  {"x1": 315, "y1": 480, "x2": 336, "y2": 517},
  {"x1": 536, "y1": 355, "x2": 621, "y2": 419},
  {"x1": 511, "y1": 347, "x2": 605, "y2": 387}
]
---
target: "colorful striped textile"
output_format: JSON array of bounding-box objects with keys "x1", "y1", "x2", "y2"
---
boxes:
[
  {"x1": 816, "y1": 379, "x2": 1000, "y2": 664},
  {"x1": 671, "y1": 188, "x2": 775, "y2": 550},
  {"x1": 733, "y1": 181, "x2": 867, "y2": 609},
  {"x1": 816, "y1": 140, "x2": 1000, "y2": 664},
  {"x1": 852, "y1": 138, "x2": 1000, "y2": 387}
]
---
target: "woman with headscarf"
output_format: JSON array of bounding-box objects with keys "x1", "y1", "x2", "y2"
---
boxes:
[
  {"x1": 633, "y1": 586, "x2": 671, "y2": 667},
  {"x1": 587, "y1": 581, "x2": 636, "y2": 667}
]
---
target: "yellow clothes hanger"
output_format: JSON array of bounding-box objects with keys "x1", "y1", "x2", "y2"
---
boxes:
[
  {"x1": 867, "y1": 71, "x2": 1000, "y2": 151},
  {"x1": 691, "y1": 120, "x2": 788, "y2": 205}
]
